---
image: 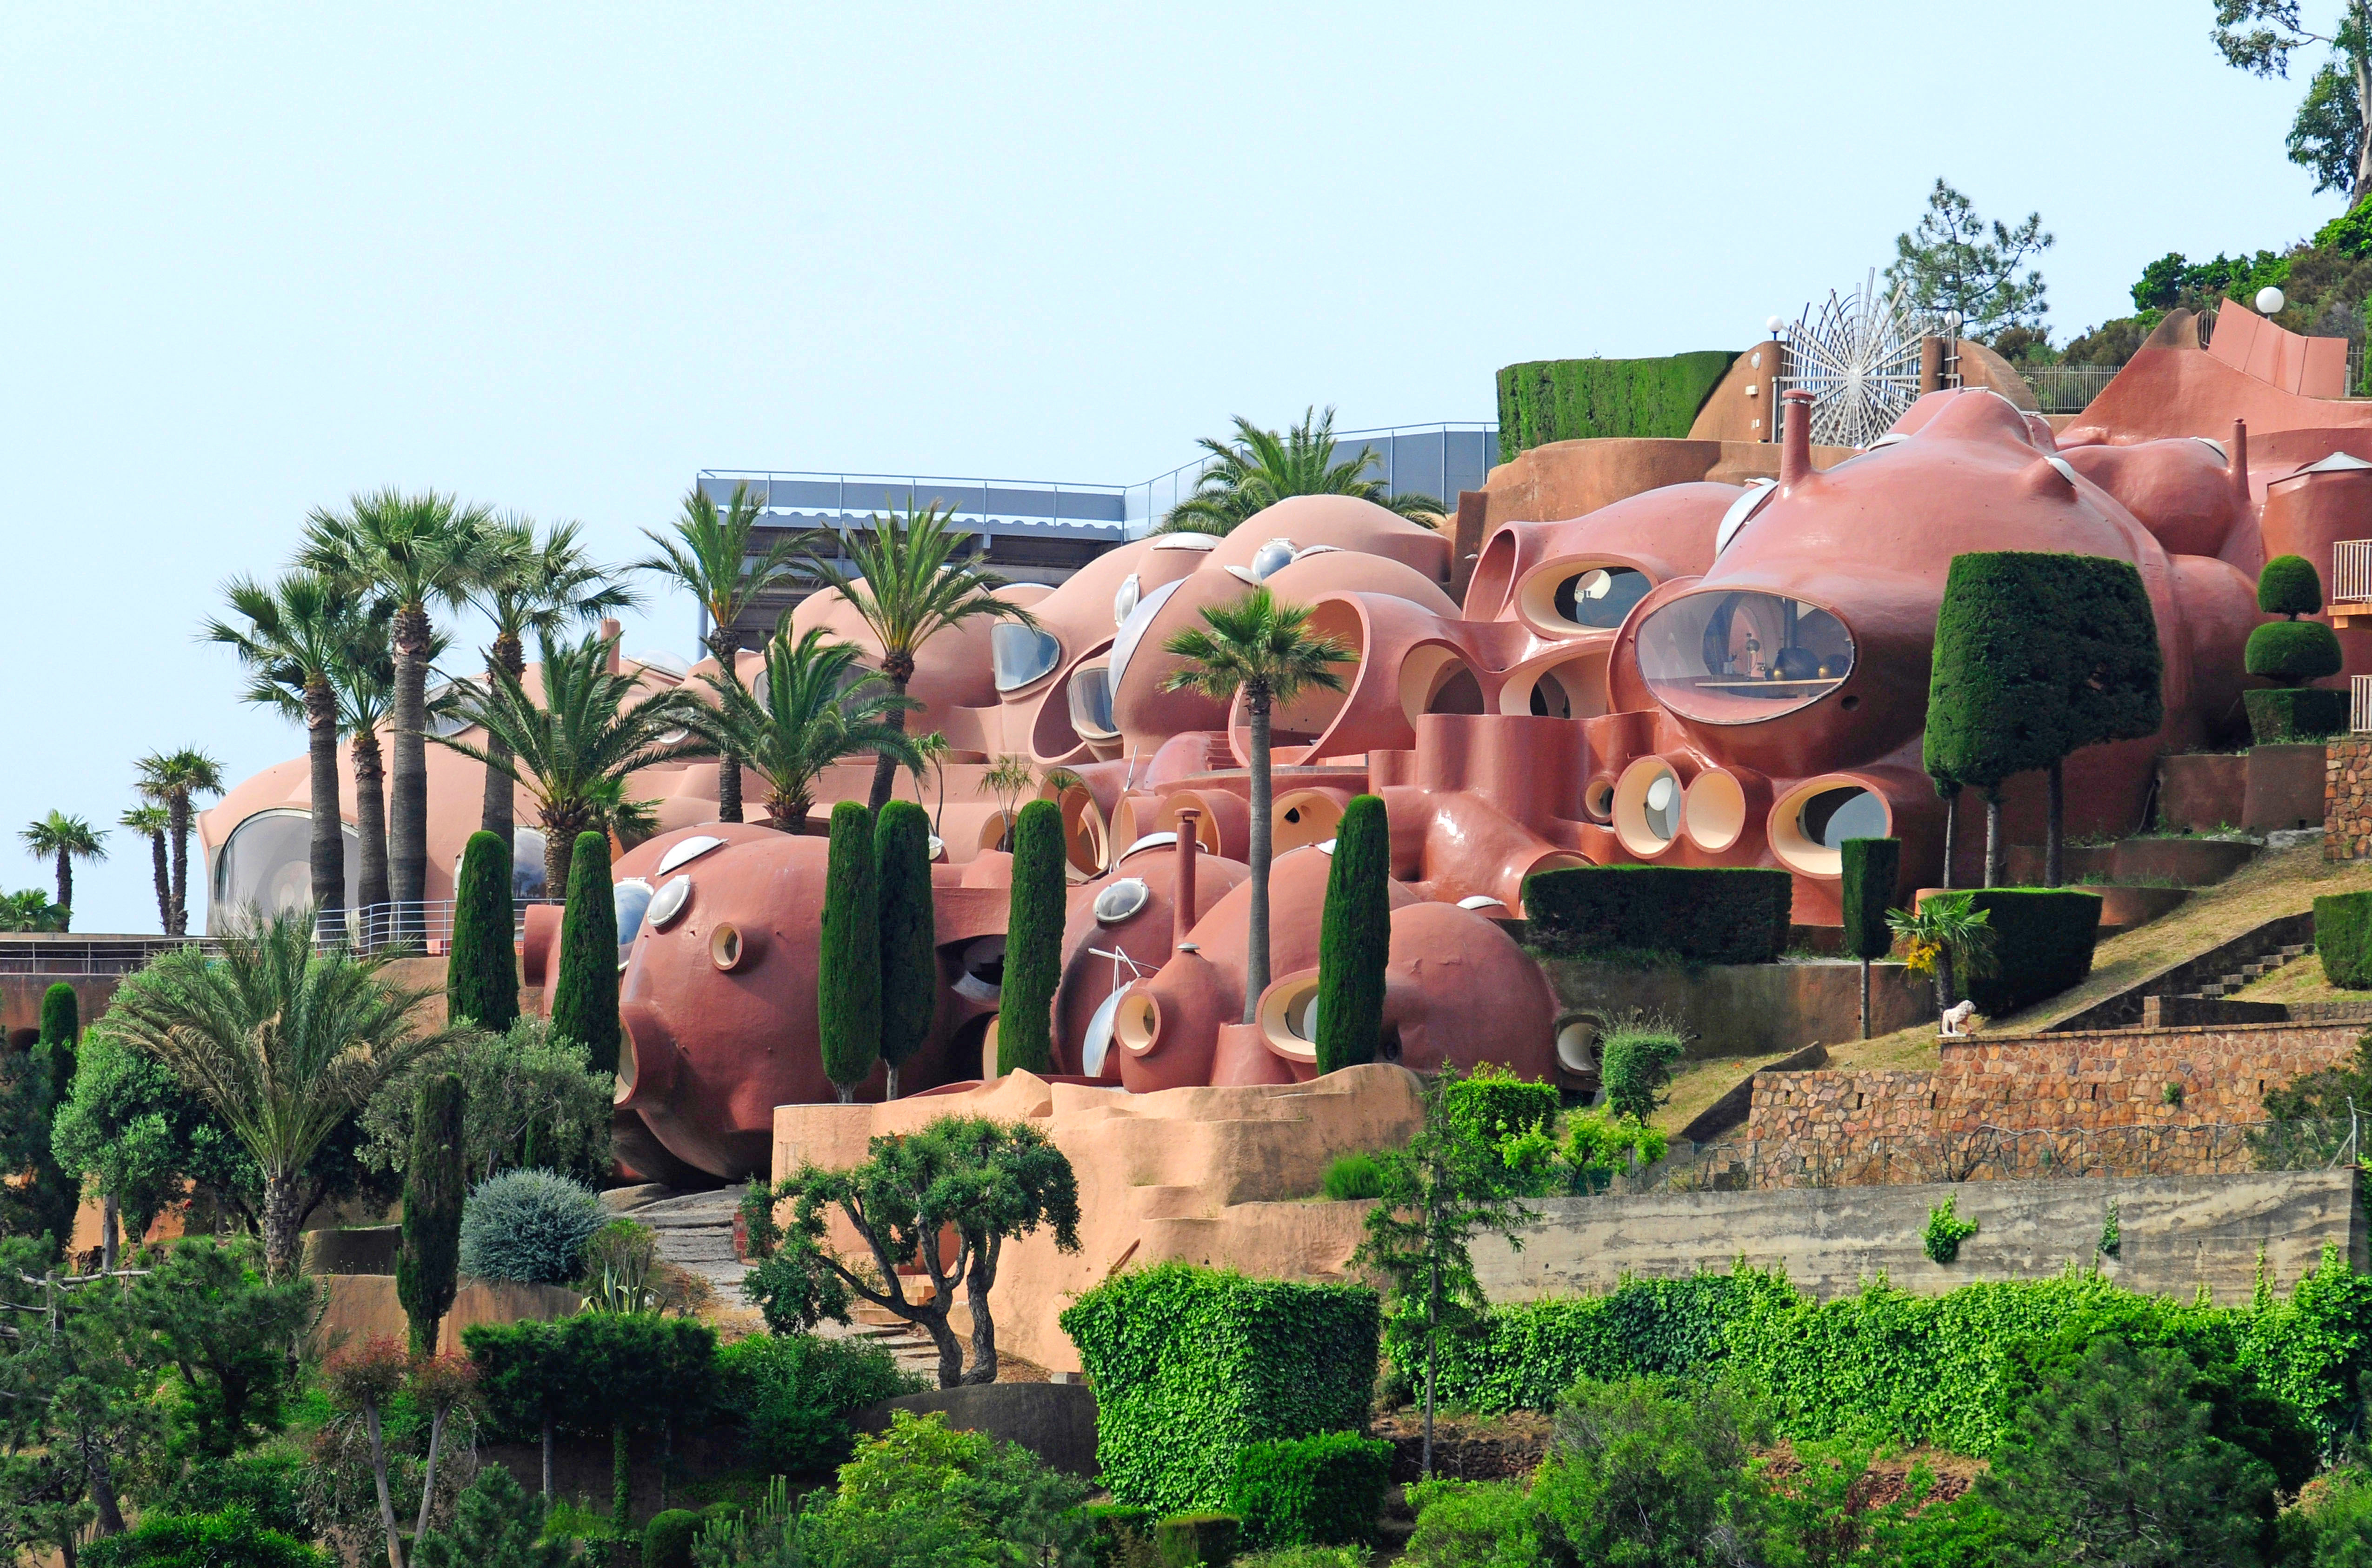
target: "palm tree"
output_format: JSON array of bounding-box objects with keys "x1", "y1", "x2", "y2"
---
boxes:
[
  {"x1": 120, "y1": 804, "x2": 172, "y2": 933},
  {"x1": 633, "y1": 484, "x2": 810, "y2": 824},
  {"x1": 803, "y1": 500, "x2": 1038, "y2": 811},
  {"x1": 907, "y1": 730, "x2": 953, "y2": 837},
  {"x1": 19, "y1": 813, "x2": 106, "y2": 927},
  {"x1": 428, "y1": 627, "x2": 705, "y2": 895},
  {"x1": 1888, "y1": 893, "x2": 2001, "y2": 1021},
  {"x1": 207, "y1": 573, "x2": 356, "y2": 931},
  {"x1": 1161, "y1": 406, "x2": 1444, "y2": 535},
  {"x1": 472, "y1": 517, "x2": 637, "y2": 846},
  {"x1": 683, "y1": 628, "x2": 923, "y2": 833},
  {"x1": 0, "y1": 891, "x2": 66, "y2": 933},
  {"x1": 1162, "y1": 588, "x2": 1351, "y2": 1018},
  {"x1": 585, "y1": 774, "x2": 663, "y2": 855},
  {"x1": 301, "y1": 490, "x2": 495, "y2": 936},
  {"x1": 100, "y1": 907, "x2": 459, "y2": 1277},
  {"x1": 133, "y1": 749, "x2": 227, "y2": 937},
  {"x1": 978, "y1": 755, "x2": 1039, "y2": 853}
]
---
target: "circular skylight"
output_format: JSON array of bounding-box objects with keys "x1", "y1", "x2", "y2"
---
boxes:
[
  {"x1": 1093, "y1": 877, "x2": 1151, "y2": 924},
  {"x1": 657, "y1": 835, "x2": 726, "y2": 874},
  {"x1": 646, "y1": 875, "x2": 692, "y2": 930}
]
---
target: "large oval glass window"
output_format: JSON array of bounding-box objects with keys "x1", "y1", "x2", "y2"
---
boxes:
[
  {"x1": 1554, "y1": 566, "x2": 1651, "y2": 629},
  {"x1": 991, "y1": 624, "x2": 1063, "y2": 692},
  {"x1": 1068, "y1": 664, "x2": 1116, "y2": 738},
  {"x1": 1635, "y1": 591, "x2": 1855, "y2": 725}
]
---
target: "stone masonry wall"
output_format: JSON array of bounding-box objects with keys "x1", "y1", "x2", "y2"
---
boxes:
[
  {"x1": 2329, "y1": 737, "x2": 2372, "y2": 860},
  {"x1": 1745, "y1": 1022, "x2": 2364, "y2": 1184}
]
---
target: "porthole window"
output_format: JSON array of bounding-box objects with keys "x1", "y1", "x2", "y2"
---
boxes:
[
  {"x1": 1093, "y1": 877, "x2": 1151, "y2": 925},
  {"x1": 1113, "y1": 573, "x2": 1141, "y2": 626},
  {"x1": 1799, "y1": 787, "x2": 1887, "y2": 848},
  {"x1": 1635, "y1": 590, "x2": 1856, "y2": 725},
  {"x1": 657, "y1": 835, "x2": 726, "y2": 874},
  {"x1": 1552, "y1": 566, "x2": 1651, "y2": 629},
  {"x1": 646, "y1": 875, "x2": 692, "y2": 930},
  {"x1": 614, "y1": 879, "x2": 654, "y2": 950},
  {"x1": 991, "y1": 624, "x2": 1063, "y2": 691},
  {"x1": 1249, "y1": 538, "x2": 1297, "y2": 579}
]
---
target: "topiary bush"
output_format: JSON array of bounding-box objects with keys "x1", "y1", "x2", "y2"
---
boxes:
[
  {"x1": 447, "y1": 829, "x2": 520, "y2": 1031},
  {"x1": 874, "y1": 799, "x2": 936, "y2": 1099},
  {"x1": 1083, "y1": 1502, "x2": 1157, "y2": 1567},
  {"x1": 1839, "y1": 837, "x2": 1900, "y2": 964},
  {"x1": 818, "y1": 800, "x2": 880, "y2": 1100},
  {"x1": 2260, "y1": 553, "x2": 2326, "y2": 616},
  {"x1": 457, "y1": 1168, "x2": 605, "y2": 1285},
  {"x1": 1441, "y1": 1062, "x2": 1559, "y2": 1147},
  {"x1": 1599, "y1": 1013, "x2": 1686, "y2": 1123},
  {"x1": 1320, "y1": 1152, "x2": 1384, "y2": 1202},
  {"x1": 2245, "y1": 684, "x2": 2351, "y2": 742},
  {"x1": 643, "y1": 1508, "x2": 702, "y2": 1568},
  {"x1": 1497, "y1": 352, "x2": 1738, "y2": 458},
  {"x1": 1062, "y1": 1262, "x2": 1380, "y2": 1516},
  {"x1": 998, "y1": 797, "x2": 1065, "y2": 1076},
  {"x1": 1958, "y1": 889, "x2": 2102, "y2": 1014},
  {"x1": 2246, "y1": 618, "x2": 2345, "y2": 685},
  {"x1": 1521, "y1": 865, "x2": 1792, "y2": 964},
  {"x1": 1154, "y1": 1513, "x2": 1242, "y2": 1567},
  {"x1": 1226, "y1": 1429, "x2": 1393, "y2": 1548},
  {"x1": 549, "y1": 830, "x2": 620, "y2": 1074},
  {"x1": 2319, "y1": 891, "x2": 2372, "y2": 989},
  {"x1": 38, "y1": 982, "x2": 77, "y2": 1046},
  {"x1": 1314, "y1": 794, "x2": 1391, "y2": 1074}
]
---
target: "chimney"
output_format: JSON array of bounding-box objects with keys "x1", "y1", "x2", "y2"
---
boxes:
[
  {"x1": 1173, "y1": 808, "x2": 1199, "y2": 945},
  {"x1": 600, "y1": 617, "x2": 623, "y2": 675},
  {"x1": 1779, "y1": 389, "x2": 1815, "y2": 491},
  {"x1": 2230, "y1": 418, "x2": 2251, "y2": 502}
]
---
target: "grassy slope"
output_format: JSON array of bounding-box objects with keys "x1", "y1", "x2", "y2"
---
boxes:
[{"x1": 1653, "y1": 843, "x2": 2372, "y2": 1136}]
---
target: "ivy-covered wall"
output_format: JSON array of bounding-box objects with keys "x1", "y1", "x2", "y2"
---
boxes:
[{"x1": 1495, "y1": 351, "x2": 1739, "y2": 460}]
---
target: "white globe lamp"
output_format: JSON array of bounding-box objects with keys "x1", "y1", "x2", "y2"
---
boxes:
[{"x1": 2256, "y1": 286, "x2": 2286, "y2": 315}]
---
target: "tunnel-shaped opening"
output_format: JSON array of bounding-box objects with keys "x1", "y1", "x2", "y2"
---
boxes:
[
  {"x1": 1272, "y1": 791, "x2": 1345, "y2": 854},
  {"x1": 1517, "y1": 562, "x2": 1653, "y2": 635},
  {"x1": 1256, "y1": 970, "x2": 1324, "y2": 1060},
  {"x1": 1114, "y1": 987, "x2": 1160, "y2": 1055},
  {"x1": 1399, "y1": 644, "x2": 1486, "y2": 722},
  {"x1": 1466, "y1": 529, "x2": 1519, "y2": 618},
  {"x1": 1612, "y1": 757, "x2": 1685, "y2": 858},
  {"x1": 1060, "y1": 785, "x2": 1110, "y2": 877},
  {"x1": 953, "y1": 935, "x2": 1006, "y2": 1003},
  {"x1": 1684, "y1": 769, "x2": 1748, "y2": 853},
  {"x1": 1768, "y1": 777, "x2": 1892, "y2": 877},
  {"x1": 1503, "y1": 651, "x2": 1611, "y2": 722}
]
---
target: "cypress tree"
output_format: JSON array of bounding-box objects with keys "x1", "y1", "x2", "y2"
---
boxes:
[
  {"x1": 446, "y1": 831, "x2": 520, "y2": 1032},
  {"x1": 26, "y1": 984, "x2": 80, "y2": 1258},
  {"x1": 549, "y1": 831, "x2": 621, "y2": 1075},
  {"x1": 875, "y1": 800, "x2": 936, "y2": 1101},
  {"x1": 996, "y1": 798, "x2": 1064, "y2": 1077},
  {"x1": 397, "y1": 1072, "x2": 466, "y2": 1355},
  {"x1": 1315, "y1": 794, "x2": 1392, "y2": 1074},
  {"x1": 37, "y1": 984, "x2": 76, "y2": 1052},
  {"x1": 1839, "y1": 837, "x2": 1901, "y2": 1040},
  {"x1": 819, "y1": 801, "x2": 880, "y2": 1103}
]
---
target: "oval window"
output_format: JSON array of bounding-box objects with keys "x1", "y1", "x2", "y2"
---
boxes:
[
  {"x1": 1068, "y1": 664, "x2": 1116, "y2": 738},
  {"x1": 1094, "y1": 877, "x2": 1151, "y2": 924},
  {"x1": 646, "y1": 875, "x2": 692, "y2": 930},
  {"x1": 1108, "y1": 578, "x2": 1187, "y2": 694},
  {"x1": 1113, "y1": 573, "x2": 1141, "y2": 626},
  {"x1": 614, "y1": 879, "x2": 654, "y2": 950},
  {"x1": 1799, "y1": 786, "x2": 1888, "y2": 849},
  {"x1": 657, "y1": 835, "x2": 726, "y2": 875},
  {"x1": 991, "y1": 624, "x2": 1063, "y2": 691},
  {"x1": 1635, "y1": 591, "x2": 1856, "y2": 725},
  {"x1": 1553, "y1": 566, "x2": 1652, "y2": 629},
  {"x1": 1249, "y1": 538, "x2": 1297, "y2": 579}
]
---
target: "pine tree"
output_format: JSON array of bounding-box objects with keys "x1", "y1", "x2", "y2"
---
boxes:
[
  {"x1": 997, "y1": 799, "x2": 1064, "y2": 1077},
  {"x1": 819, "y1": 801, "x2": 881, "y2": 1103},
  {"x1": 549, "y1": 831, "x2": 620, "y2": 1075},
  {"x1": 1315, "y1": 795, "x2": 1392, "y2": 1074},
  {"x1": 446, "y1": 831, "x2": 520, "y2": 1031},
  {"x1": 397, "y1": 1072, "x2": 466, "y2": 1355},
  {"x1": 875, "y1": 800, "x2": 937, "y2": 1100}
]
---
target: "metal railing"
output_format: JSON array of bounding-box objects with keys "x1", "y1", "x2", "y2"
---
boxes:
[
  {"x1": 2335, "y1": 540, "x2": 2372, "y2": 606},
  {"x1": 315, "y1": 898, "x2": 561, "y2": 954},
  {"x1": 2018, "y1": 365, "x2": 2119, "y2": 413},
  {"x1": 2354, "y1": 674, "x2": 2372, "y2": 736},
  {"x1": 0, "y1": 935, "x2": 220, "y2": 976}
]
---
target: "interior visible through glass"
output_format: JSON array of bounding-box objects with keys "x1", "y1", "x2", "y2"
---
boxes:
[
  {"x1": 1799, "y1": 787, "x2": 1888, "y2": 848},
  {"x1": 1554, "y1": 566, "x2": 1651, "y2": 629},
  {"x1": 991, "y1": 623, "x2": 1062, "y2": 691},
  {"x1": 1636, "y1": 591, "x2": 1855, "y2": 724}
]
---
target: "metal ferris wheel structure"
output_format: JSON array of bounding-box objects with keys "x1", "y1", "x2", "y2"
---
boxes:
[{"x1": 1779, "y1": 270, "x2": 1959, "y2": 450}]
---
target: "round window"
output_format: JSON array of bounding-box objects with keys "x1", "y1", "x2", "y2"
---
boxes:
[
  {"x1": 1552, "y1": 566, "x2": 1651, "y2": 629},
  {"x1": 646, "y1": 875, "x2": 692, "y2": 930},
  {"x1": 1093, "y1": 877, "x2": 1151, "y2": 925},
  {"x1": 1249, "y1": 538, "x2": 1297, "y2": 579}
]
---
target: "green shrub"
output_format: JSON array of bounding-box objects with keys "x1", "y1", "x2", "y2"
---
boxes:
[
  {"x1": 1923, "y1": 1196, "x2": 1979, "y2": 1263},
  {"x1": 1839, "y1": 837, "x2": 1900, "y2": 963},
  {"x1": 1062, "y1": 1263, "x2": 1381, "y2": 1515},
  {"x1": 2244, "y1": 684, "x2": 2349, "y2": 742},
  {"x1": 80, "y1": 1507, "x2": 326, "y2": 1568},
  {"x1": 1520, "y1": 865, "x2": 1792, "y2": 964},
  {"x1": 1320, "y1": 1152, "x2": 1385, "y2": 1202},
  {"x1": 38, "y1": 982, "x2": 76, "y2": 1046},
  {"x1": 147, "y1": 1451, "x2": 311, "y2": 1539},
  {"x1": 1561, "y1": 1110, "x2": 1668, "y2": 1193},
  {"x1": 411, "y1": 1462, "x2": 575, "y2": 1568},
  {"x1": 1496, "y1": 352, "x2": 1737, "y2": 458},
  {"x1": 447, "y1": 829, "x2": 520, "y2": 1031},
  {"x1": 397, "y1": 1071, "x2": 466, "y2": 1354},
  {"x1": 549, "y1": 830, "x2": 620, "y2": 1075},
  {"x1": 1234, "y1": 1549, "x2": 1372, "y2": 1568},
  {"x1": 643, "y1": 1508, "x2": 701, "y2": 1568},
  {"x1": 1958, "y1": 888, "x2": 2101, "y2": 1013},
  {"x1": 1528, "y1": 1377, "x2": 1771, "y2": 1568},
  {"x1": 819, "y1": 800, "x2": 881, "y2": 1098},
  {"x1": 1402, "y1": 1478, "x2": 1544, "y2": 1568},
  {"x1": 1084, "y1": 1502, "x2": 1158, "y2": 1567},
  {"x1": 999, "y1": 798, "x2": 1066, "y2": 1076},
  {"x1": 2246, "y1": 618, "x2": 2345, "y2": 686},
  {"x1": 714, "y1": 1330, "x2": 923, "y2": 1476},
  {"x1": 2259, "y1": 552, "x2": 2326, "y2": 616},
  {"x1": 1227, "y1": 1430, "x2": 1392, "y2": 1548},
  {"x1": 1441, "y1": 1063, "x2": 1558, "y2": 1147},
  {"x1": 1315, "y1": 795, "x2": 1391, "y2": 1074},
  {"x1": 1598, "y1": 1013, "x2": 1686, "y2": 1123},
  {"x1": 874, "y1": 800, "x2": 936, "y2": 1097},
  {"x1": 2318, "y1": 891, "x2": 2372, "y2": 989},
  {"x1": 457, "y1": 1168, "x2": 604, "y2": 1284},
  {"x1": 1155, "y1": 1513, "x2": 1242, "y2": 1567}
]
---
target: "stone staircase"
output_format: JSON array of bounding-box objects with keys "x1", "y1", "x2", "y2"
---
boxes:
[{"x1": 2189, "y1": 942, "x2": 2313, "y2": 1000}]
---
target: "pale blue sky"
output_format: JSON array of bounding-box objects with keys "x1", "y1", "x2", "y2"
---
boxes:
[{"x1": 0, "y1": 2, "x2": 2341, "y2": 931}]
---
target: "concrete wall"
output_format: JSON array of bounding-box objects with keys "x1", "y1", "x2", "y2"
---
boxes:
[
  {"x1": 313, "y1": 1274, "x2": 583, "y2": 1355},
  {"x1": 1471, "y1": 1169, "x2": 2364, "y2": 1306},
  {"x1": 1538, "y1": 958, "x2": 1931, "y2": 1060}
]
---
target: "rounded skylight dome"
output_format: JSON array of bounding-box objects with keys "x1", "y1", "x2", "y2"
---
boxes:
[
  {"x1": 646, "y1": 875, "x2": 692, "y2": 930},
  {"x1": 1113, "y1": 573, "x2": 1141, "y2": 626},
  {"x1": 1249, "y1": 538, "x2": 1297, "y2": 579},
  {"x1": 1093, "y1": 877, "x2": 1151, "y2": 924}
]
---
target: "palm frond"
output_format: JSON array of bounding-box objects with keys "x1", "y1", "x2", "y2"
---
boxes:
[
  {"x1": 1159, "y1": 586, "x2": 1353, "y2": 706},
  {"x1": 1156, "y1": 405, "x2": 1443, "y2": 532},
  {"x1": 801, "y1": 501, "x2": 1039, "y2": 671}
]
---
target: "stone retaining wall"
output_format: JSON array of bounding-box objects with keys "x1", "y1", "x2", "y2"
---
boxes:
[{"x1": 2331, "y1": 737, "x2": 2372, "y2": 861}]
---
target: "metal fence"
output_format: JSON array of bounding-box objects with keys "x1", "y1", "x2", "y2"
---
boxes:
[
  {"x1": 2018, "y1": 365, "x2": 2119, "y2": 414},
  {"x1": 0, "y1": 936, "x2": 221, "y2": 976},
  {"x1": 317, "y1": 898, "x2": 562, "y2": 954},
  {"x1": 1593, "y1": 1119, "x2": 2360, "y2": 1195}
]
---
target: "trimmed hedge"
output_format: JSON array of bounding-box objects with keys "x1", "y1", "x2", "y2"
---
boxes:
[
  {"x1": 2318, "y1": 891, "x2": 2372, "y2": 989},
  {"x1": 38, "y1": 982, "x2": 76, "y2": 1046},
  {"x1": 819, "y1": 801, "x2": 881, "y2": 1098},
  {"x1": 643, "y1": 1508, "x2": 701, "y2": 1568},
  {"x1": 1084, "y1": 1503, "x2": 1156, "y2": 1567},
  {"x1": 998, "y1": 798, "x2": 1065, "y2": 1076},
  {"x1": 446, "y1": 829, "x2": 520, "y2": 1031},
  {"x1": 1314, "y1": 794, "x2": 1390, "y2": 1074},
  {"x1": 549, "y1": 831, "x2": 620, "y2": 1075},
  {"x1": 1521, "y1": 865, "x2": 1792, "y2": 964},
  {"x1": 1443, "y1": 1063, "x2": 1558, "y2": 1146},
  {"x1": 2261, "y1": 552, "x2": 2325, "y2": 616},
  {"x1": 874, "y1": 800, "x2": 936, "y2": 1095},
  {"x1": 1061, "y1": 1263, "x2": 1381, "y2": 1515},
  {"x1": 1496, "y1": 352, "x2": 1737, "y2": 459},
  {"x1": 1959, "y1": 888, "x2": 2102, "y2": 1014},
  {"x1": 1154, "y1": 1514, "x2": 1241, "y2": 1567},
  {"x1": 1227, "y1": 1430, "x2": 1393, "y2": 1548},
  {"x1": 2247, "y1": 618, "x2": 2345, "y2": 685},
  {"x1": 1839, "y1": 837, "x2": 1900, "y2": 963},
  {"x1": 2246, "y1": 685, "x2": 2351, "y2": 743},
  {"x1": 1427, "y1": 1249, "x2": 2372, "y2": 1455}
]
